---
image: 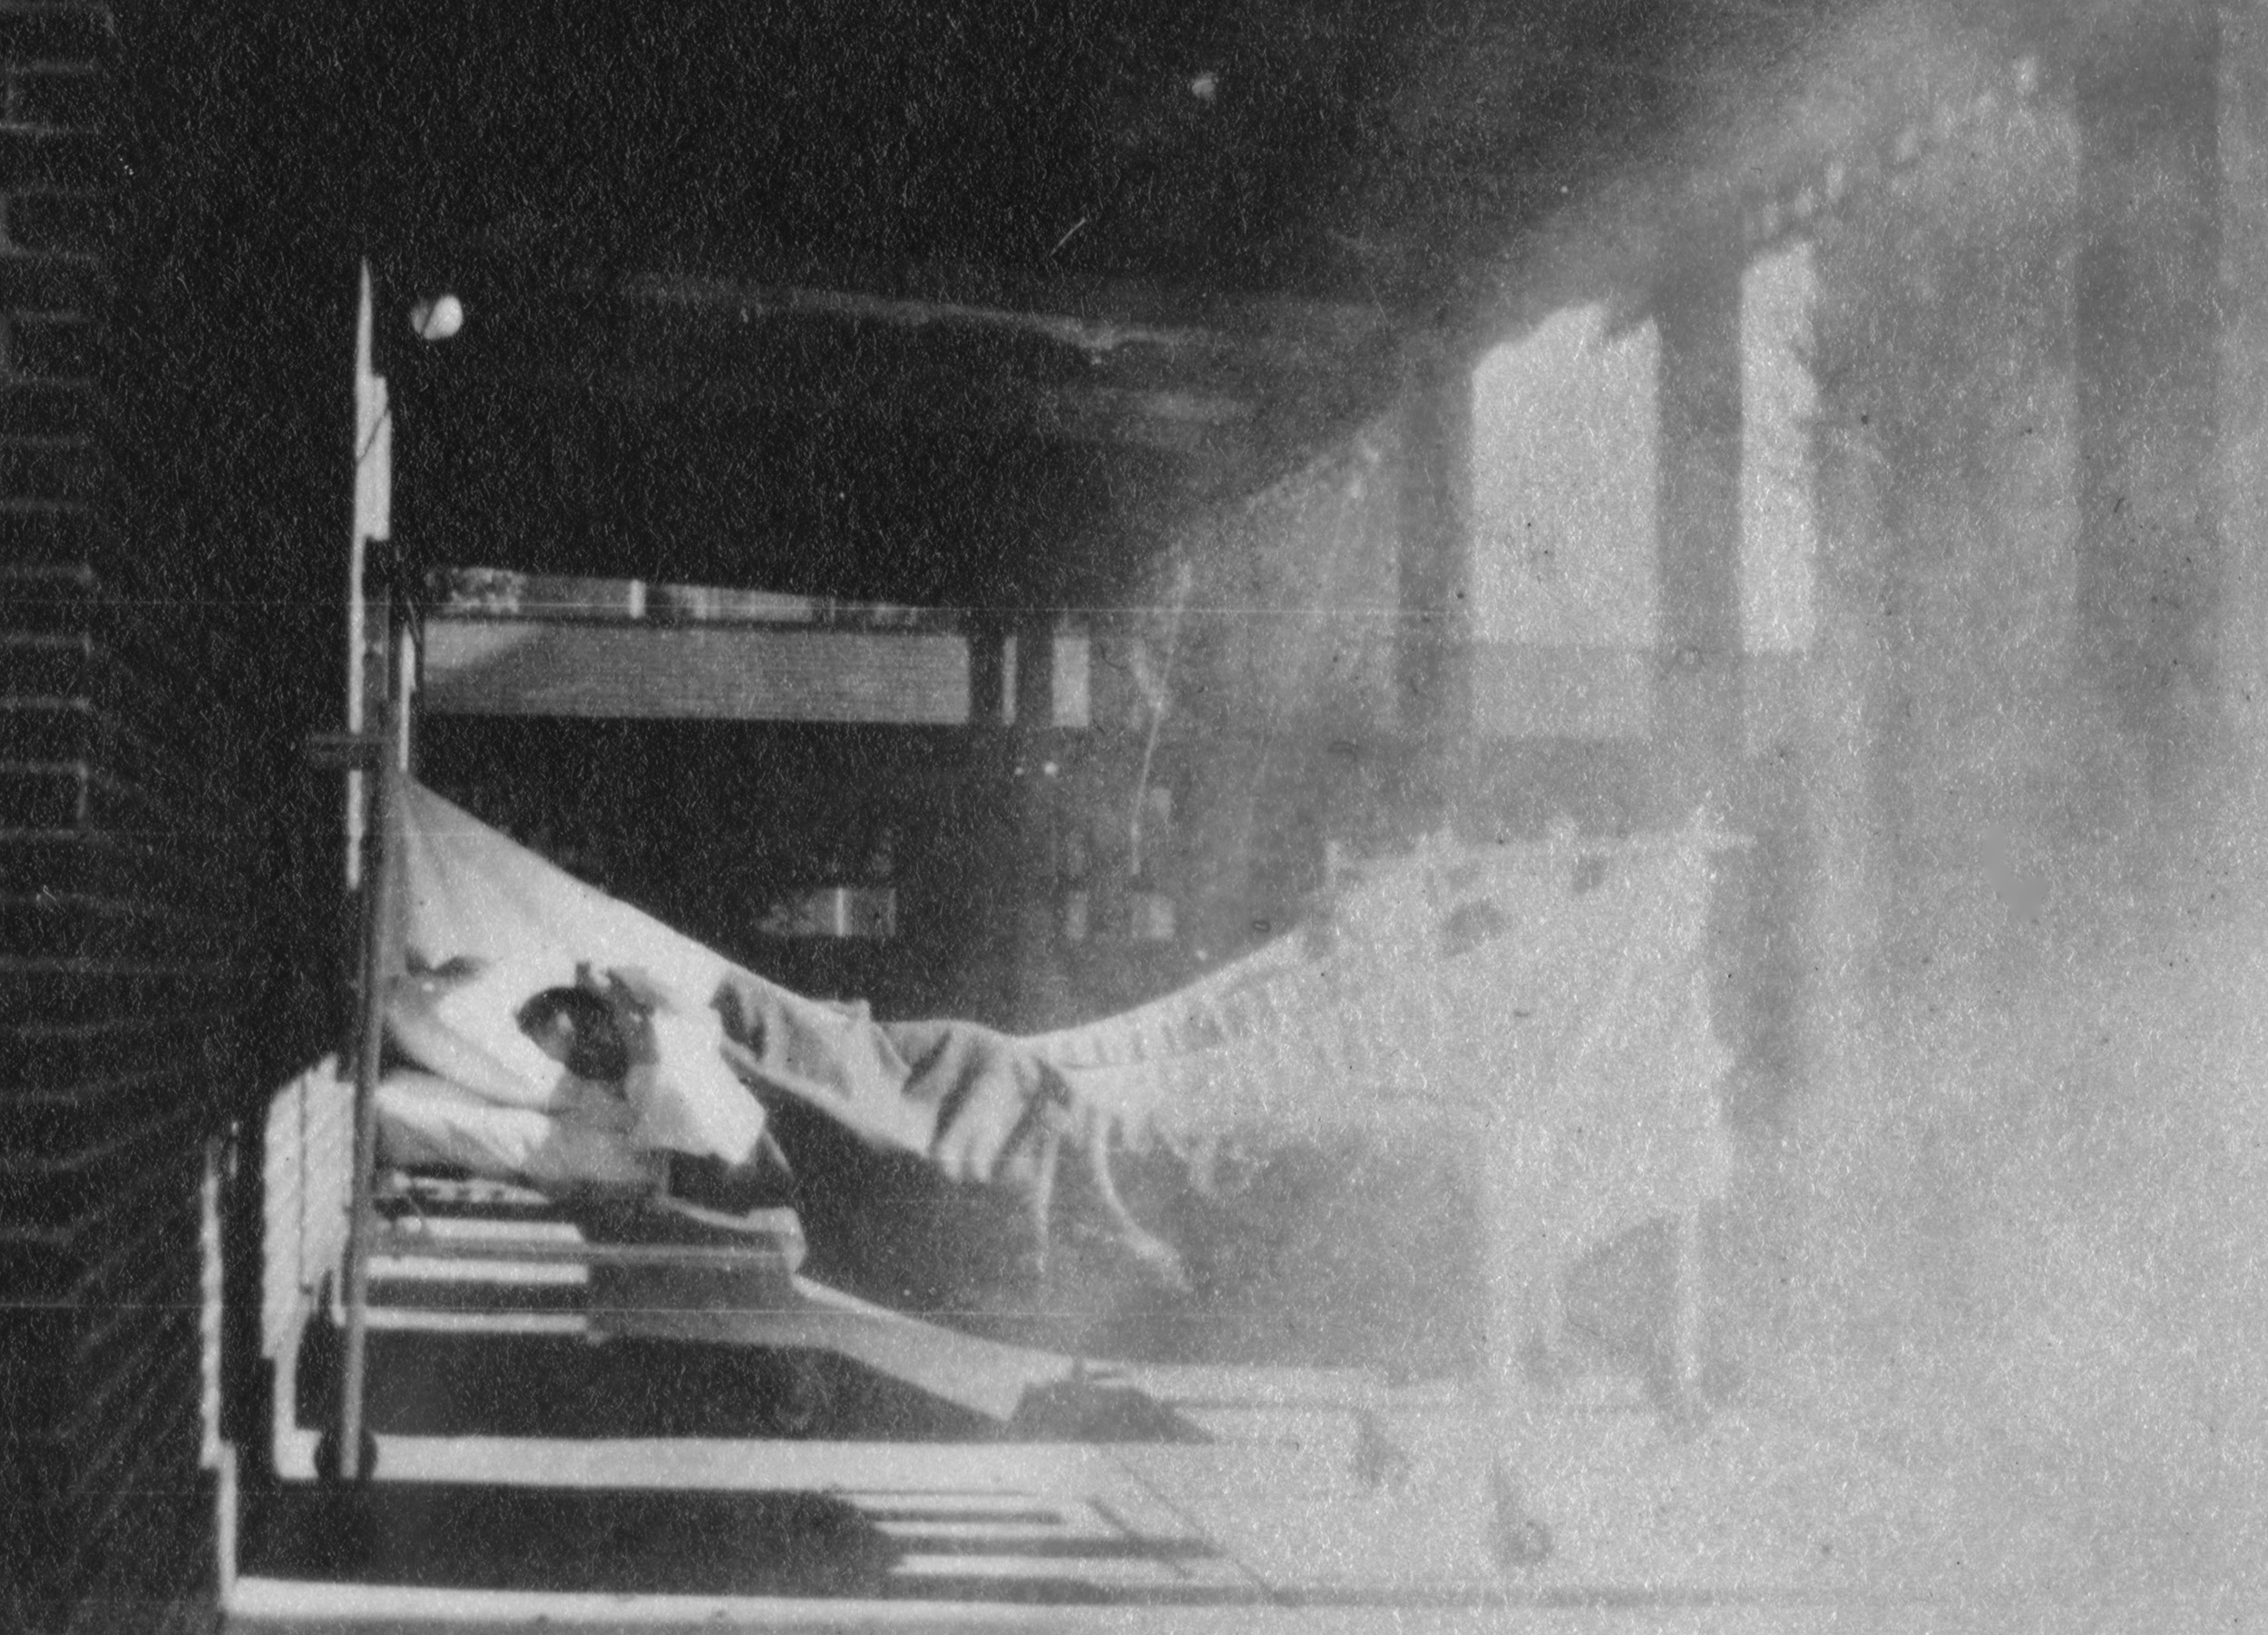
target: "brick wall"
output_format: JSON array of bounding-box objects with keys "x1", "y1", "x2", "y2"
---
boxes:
[{"x1": 0, "y1": 4, "x2": 248, "y2": 1630}]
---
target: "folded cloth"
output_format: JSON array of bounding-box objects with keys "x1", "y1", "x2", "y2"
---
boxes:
[{"x1": 711, "y1": 984, "x2": 1075, "y2": 1196}]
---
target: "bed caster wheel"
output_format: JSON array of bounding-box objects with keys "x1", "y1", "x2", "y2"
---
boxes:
[
  {"x1": 1488, "y1": 1466, "x2": 1552, "y2": 1571},
  {"x1": 313, "y1": 1427, "x2": 379, "y2": 1486},
  {"x1": 305, "y1": 1434, "x2": 378, "y2": 1572},
  {"x1": 762, "y1": 1357, "x2": 832, "y2": 1439}
]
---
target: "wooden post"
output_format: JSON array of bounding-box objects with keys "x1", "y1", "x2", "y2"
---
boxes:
[
  {"x1": 1007, "y1": 621, "x2": 1069, "y2": 1029},
  {"x1": 1395, "y1": 340, "x2": 1474, "y2": 832},
  {"x1": 1655, "y1": 223, "x2": 1747, "y2": 828}
]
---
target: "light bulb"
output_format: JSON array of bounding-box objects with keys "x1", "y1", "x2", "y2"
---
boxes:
[{"x1": 410, "y1": 293, "x2": 465, "y2": 342}]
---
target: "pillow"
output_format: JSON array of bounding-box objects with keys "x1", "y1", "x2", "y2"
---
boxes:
[
  {"x1": 375, "y1": 1070, "x2": 664, "y2": 1191},
  {"x1": 386, "y1": 960, "x2": 568, "y2": 1111}
]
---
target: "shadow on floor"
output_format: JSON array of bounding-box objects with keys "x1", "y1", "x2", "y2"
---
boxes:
[
  {"x1": 240, "y1": 1480, "x2": 1796, "y2": 1614},
  {"x1": 245, "y1": 1483, "x2": 894, "y2": 1596},
  {"x1": 240, "y1": 1482, "x2": 1244, "y2": 1604},
  {"x1": 299, "y1": 1328, "x2": 992, "y2": 1440},
  {"x1": 298, "y1": 1325, "x2": 1211, "y2": 1443}
]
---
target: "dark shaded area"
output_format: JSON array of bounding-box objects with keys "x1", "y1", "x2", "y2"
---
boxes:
[
  {"x1": 375, "y1": 261, "x2": 1415, "y2": 606},
  {"x1": 120, "y1": 2, "x2": 361, "y2": 1067},
  {"x1": 387, "y1": 324, "x2": 1132, "y2": 605},
  {"x1": 415, "y1": 720, "x2": 1006, "y2": 1020},
  {"x1": 241, "y1": 1469, "x2": 1778, "y2": 1606},
  {"x1": 349, "y1": 0, "x2": 1871, "y2": 608},
  {"x1": 94, "y1": 13, "x2": 369, "y2": 1617},
  {"x1": 354, "y1": 0, "x2": 1761, "y2": 308},
  {"x1": 294, "y1": 1320, "x2": 1214, "y2": 1444},
  {"x1": 297, "y1": 1328, "x2": 994, "y2": 1443},
  {"x1": 246, "y1": 1484, "x2": 898, "y2": 1596},
  {"x1": 245, "y1": 1476, "x2": 1256, "y2": 1604},
  {"x1": 760, "y1": 1093, "x2": 1057, "y2": 1322}
]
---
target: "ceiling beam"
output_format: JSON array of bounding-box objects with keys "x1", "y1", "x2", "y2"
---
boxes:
[{"x1": 616, "y1": 272, "x2": 1405, "y2": 365}]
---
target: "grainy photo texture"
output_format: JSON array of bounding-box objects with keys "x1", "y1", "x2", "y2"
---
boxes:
[{"x1": 4, "y1": 3, "x2": 2263, "y2": 1631}]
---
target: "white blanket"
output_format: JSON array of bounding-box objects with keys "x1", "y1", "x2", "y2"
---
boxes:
[{"x1": 1027, "y1": 826, "x2": 1735, "y2": 1248}]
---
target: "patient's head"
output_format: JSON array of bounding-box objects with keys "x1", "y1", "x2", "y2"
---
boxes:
[{"x1": 515, "y1": 986, "x2": 631, "y2": 1084}]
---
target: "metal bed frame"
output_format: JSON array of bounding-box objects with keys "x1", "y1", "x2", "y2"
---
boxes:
[{"x1": 303, "y1": 272, "x2": 1080, "y2": 1484}]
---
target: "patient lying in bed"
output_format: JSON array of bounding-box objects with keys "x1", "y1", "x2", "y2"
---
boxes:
[{"x1": 376, "y1": 961, "x2": 787, "y2": 1210}]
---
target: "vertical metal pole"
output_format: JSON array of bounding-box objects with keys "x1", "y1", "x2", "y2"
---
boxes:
[
  {"x1": 1394, "y1": 339, "x2": 1474, "y2": 829},
  {"x1": 332, "y1": 262, "x2": 396, "y2": 1479},
  {"x1": 348, "y1": 262, "x2": 392, "y2": 892},
  {"x1": 335, "y1": 598, "x2": 406, "y2": 1483}
]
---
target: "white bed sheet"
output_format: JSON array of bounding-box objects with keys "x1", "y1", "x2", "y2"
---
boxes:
[{"x1": 375, "y1": 1069, "x2": 668, "y2": 1192}]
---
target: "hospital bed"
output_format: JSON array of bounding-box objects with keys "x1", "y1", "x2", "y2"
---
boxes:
[
  {"x1": 279, "y1": 271, "x2": 1122, "y2": 1483},
  {"x1": 286, "y1": 560, "x2": 1737, "y2": 1544},
  {"x1": 279, "y1": 553, "x2": 1155, "y2": 1485}
]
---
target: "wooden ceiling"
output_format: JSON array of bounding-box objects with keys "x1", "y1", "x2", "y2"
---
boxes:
[{"x1": 362, "y1": 0, "x2": 1851, "y2": 602}]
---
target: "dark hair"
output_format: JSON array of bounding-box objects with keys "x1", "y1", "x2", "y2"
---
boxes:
[{"x1": 515, "y1": 986, "x2": 630, "y2": 1083}]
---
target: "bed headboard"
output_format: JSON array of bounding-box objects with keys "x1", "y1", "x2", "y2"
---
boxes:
[{"x1": 413, "y1": 566, "x2": 1090, "y2": 729}]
